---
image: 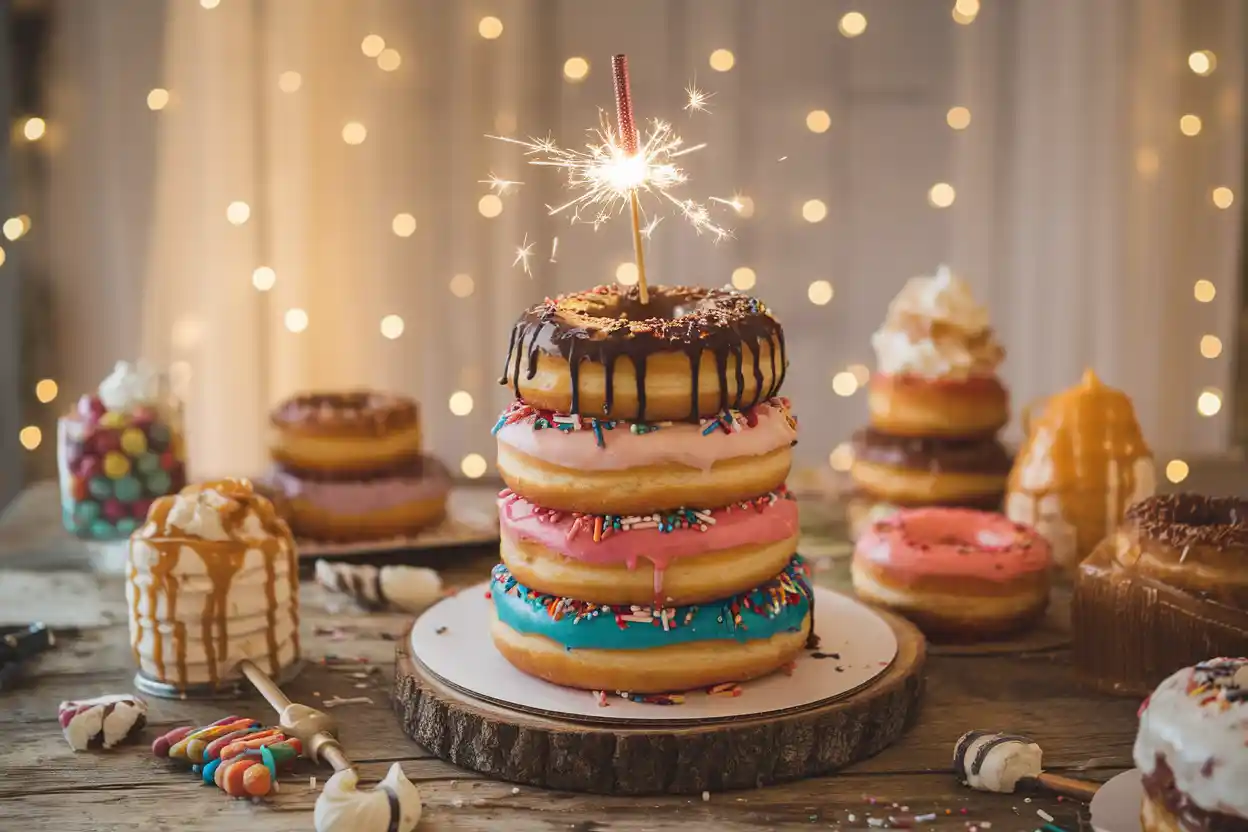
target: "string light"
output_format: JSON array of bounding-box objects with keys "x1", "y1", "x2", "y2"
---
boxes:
[
  {"x1": 806, "y1": 110, "x2": 831, "y2": 133},
  {"x1": 377, "y1": 49, "x2": 401, "y2": 72},
  {"x1": 392, "y1": 213, "x2": 417, "y2": 237},
  {"x1": 829, "y1": 442, "x2": 854, "y2": 472},
  {"x1": 952, "y1": 0, "x2": 979, "y2": 24},
  {"x1": 808, "y1": 280, "x2": 834, "y2": 305},
  {"x1": 928, "y1": 182, "x2": 956, "y2": 208},
  {"x1": 450, "y1": 273, "x2": 475, "y2": 297},
  {"x1": 3, "y1": 217, "x2": 25, "y2": 240},
  {"x1": 22, "y1": 117, "x2": 46, "y2": 141},
  {"x1": 1212, "y1": 187, "x2": 1234, "y2": 209},
  {"x1": 616, "y1": 262, "x2": 639, "y2": 285},
  {"x1": 1200, "y1": 334, "x2": 1222, "y2": 358},
  {"x1": 1135, "y1": 147, "x2": 1160, "y2": 178},
  {"x1": 1196, "y1": 388, "x2": 1222, "y2": 417},
  {"x1": 731, "y1": 266, "x2": 756, "y2": 291},
  {"x1": 278, "y1": 71, "x2": 302, "y2": 93},
  {"x1": 449, "y1": 391, "x2": 474, "y2": 416},
  {"x1": 342, "y1": 122, "x2": 367, "y2": 145},
  {"x1": 946, "y1": 106, "x2": 971, "y2": 130},
  {"x1": 380, "y1": 314, "x2": 405, "y2": 339},
  {"x1": 709, "y1": 49, "x2": 735, "y2": 72},
  {"x1": 361, "y1": 35, "x2": 385, "y2": 58},
  {"x1": 735, "y1": 196, "x2": 755, "y2": 218},
  {"x1": 251, "y1": 266, "x2": 276, "y2": 291},
  {"x1": 199, "y1": 0, "x2": 220, "y2": 8},
  {"x1": 226, "y1": 201, "x2": 251, "y2": 225},
  {"x1": 832, "y1": 371, "x2": 859, "y2": 396},
  {"x1": 1179, "y1": 114, "x2": 1202, "y2": 137},
  {"x1": 563, "y1": 57, "x2": 589, "y2": 82},
  {"x1": 478, "y1": 194, "x2": 503, "y2": 218},
  {"x1": 35, "y1": 379, "x2": 58, "y2": 404},
  {"x1": 1165, "y1": 459, "x2": 1189, "y2": 484},
  {"x1": 479, "y1": 16, "x2": 504, "y2": 39},
  {"x1": 461, "y1": 453, "x2": 488, "y2": 478},
  {"x1": 1188, "y1": 50, "x2": 1216, "y2": 76},
  {"x1": 284, "y1": 308, "x2": 309, "y2": 333},
  {"x1": 839, "y1": 12, "x2": 867, "y2": 37},
  {"x1": 18, "y1": 426, "x2": 41, "y2": 451},
  {"x1": 802, "y1": 199, "x2": 827, "y2": 223},
  {"x1": 1193, "y1": 279, "x2": 1216, "y2": 302},
  {"x1": 0, "y1": 246, "x2": 7, "y2": 267},
  {"x1": 848, "y1": 364, "x2": 870, "y2": 385},
  {"x1": 147, "y1": 89, "x2": 170, "y2": 111}
]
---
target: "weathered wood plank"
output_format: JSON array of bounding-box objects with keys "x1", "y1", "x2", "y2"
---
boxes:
[{"x1": 0, "y1": 765, "x2": 1109, "y2": 832}]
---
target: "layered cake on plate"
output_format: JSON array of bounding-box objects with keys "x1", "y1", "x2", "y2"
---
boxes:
[
  {"x1": 488, "y1": 284, "x2": 813, "y2": 694},
  {"x1": 127, "y1": 479, "x2": 300, "y2": 692}
]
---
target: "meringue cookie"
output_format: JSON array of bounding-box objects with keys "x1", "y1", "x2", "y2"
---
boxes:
[
  {"x1": 58, "y1": 694, "x2": 148, "y2": 751},
  {"x1": 97, "y1": 361, "x2": 160, "y2": 413},
  {"x1": 315, "y1": 560, "x2": 442, "y2": 613},
  {"x1": 953, "y1": 730, "x2": 1042, "y2": 793},
  {"x1": 314, "y1": 763, "x2": 422, "y2": 832}
]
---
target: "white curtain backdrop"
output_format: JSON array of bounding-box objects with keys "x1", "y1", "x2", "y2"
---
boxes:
[{"x1": 45, "y1": 0, "x2": 1243, "y2": 480}]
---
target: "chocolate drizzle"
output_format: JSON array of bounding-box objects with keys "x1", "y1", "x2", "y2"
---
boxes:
[
  {"x1": 498, "y1": 284, "x2": 787, "y2": 422},
  {"x1": 1142, "y1": 756, "x2": 1248, "y2": 832},
  {"x1": 1127, "y1": 494, "x2": 1248, "y2": 551}
]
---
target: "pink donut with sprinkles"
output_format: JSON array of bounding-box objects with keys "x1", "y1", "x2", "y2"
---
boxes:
[{"x1": 851, "y1": 507, "x2": 1053, "y2": 642}]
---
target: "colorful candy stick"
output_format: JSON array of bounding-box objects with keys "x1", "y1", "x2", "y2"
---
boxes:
[
  {"x1": 151, "y1": 716, "x2": 241, "y2": 757},
  {"x1": 171, "y1": 719, "x2": 259, "y2": 763}
]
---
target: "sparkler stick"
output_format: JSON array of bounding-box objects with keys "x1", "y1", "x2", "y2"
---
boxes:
[{"x1": 612, "y1": 54, "x2": 649, "y2": 304}]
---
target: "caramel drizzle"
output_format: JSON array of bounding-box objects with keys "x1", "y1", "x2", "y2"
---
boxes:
[{"x1": 128, "y1": 480, "x2": 299, "y2": 690}]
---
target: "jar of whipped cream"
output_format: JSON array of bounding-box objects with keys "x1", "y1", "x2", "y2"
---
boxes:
[{"x1": 57, "y1": 361, "x2": 188, "y2": 541}]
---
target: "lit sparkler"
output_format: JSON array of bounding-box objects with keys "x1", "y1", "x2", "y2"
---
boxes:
[
  {"x1": 481, "y1": 173, "x2": 524, "y2": 196},
  {"x1": 486, "y1": 53, "x2": 734, "y2": 301},
  {"x1": 685, "y1": 82, "x2": 713, "y2": 114},
  {"x1": 513, "y1": 233, "x2": 536, "y2": 277}
]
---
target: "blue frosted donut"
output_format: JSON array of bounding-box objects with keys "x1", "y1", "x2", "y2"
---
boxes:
[{"x1": 490, "y1": 555, "x2": 812, "y2": 651}]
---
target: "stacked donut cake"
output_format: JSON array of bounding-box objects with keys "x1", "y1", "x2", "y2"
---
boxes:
[
  {"x1": 490, "y1": 284, "x2": 812, "y2": 694},
  {"x1": 1134, "y1": 658, "x2": 1247, "y2": 832},
  {"x1": 848, "y1": 266, "x2": 1011, "y2": 537}
]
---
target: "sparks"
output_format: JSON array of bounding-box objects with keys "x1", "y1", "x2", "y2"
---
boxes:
[
  {"x1": 513, "y1": 233, "x2": 536, "y2": 276},
  {"x1": 640, "y1": 216, "x2": 663, "y2": 239},
  {"x1": 684, "y1": 83, "x2": 714, "y2": 114},
  {"x1": 710, "y1": 196, "x2": 744, "y2": 212},
  {"x1": 487, "y1": 109, "x2": 734, "y2": 242},
  {"x1": 549, "y1": 237, "x2": 559, "y2": 263},
  {"x1": 480, "y1": 173, "x2": 524, "y2": 195}
]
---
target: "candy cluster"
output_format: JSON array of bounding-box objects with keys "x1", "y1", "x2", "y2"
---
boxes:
[
  {"x1": 153, "y1": 716, "x2": 302, "y2": 798},
  {"x1": 57, "y1": 363, "x2": 186, "y2": 540}
]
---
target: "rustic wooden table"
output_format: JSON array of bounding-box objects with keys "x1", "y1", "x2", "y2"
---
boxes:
[{"x1": 9, "y1": 469, "x2": 1233, "y2": 832}]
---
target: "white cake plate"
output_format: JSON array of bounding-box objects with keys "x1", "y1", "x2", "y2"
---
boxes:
[{"x1": 1090, "y1": 770, "x2": 1143, "y2": 832}]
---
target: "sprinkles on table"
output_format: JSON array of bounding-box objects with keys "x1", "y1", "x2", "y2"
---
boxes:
[
  {"x1": 489, "y1": 556, "x2": 811, "y2": 633},
  {"x1": 499, "y1": 487, "x2": 794, "y2": 543}
]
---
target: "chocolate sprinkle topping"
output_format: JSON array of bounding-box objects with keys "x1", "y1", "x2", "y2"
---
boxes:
[
  {"x1": 1126, "y1": 494, "x2": 1248, "y2": 551},
  {"x1": 498, "y1": 284, "x2": 787, "y2": 423},
  {"x1": 270, "y1": 391, "x2": 418, "y2": 435},
  {"x1": 851, "y1": 428, "x2": 1012, "y2": 475}
]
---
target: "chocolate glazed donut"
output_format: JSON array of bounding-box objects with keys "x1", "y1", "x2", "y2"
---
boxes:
[{"x1": 499, "y1": 284, "x2": 787, "y2": 423}]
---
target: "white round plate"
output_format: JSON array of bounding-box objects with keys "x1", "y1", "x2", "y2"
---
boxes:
[
  {"x1": 1090, "y1": 770, "x2": 1142, "y2": 832},
  {"x1": 410, "y1": 583, "x2": 899, "y2": 724}
]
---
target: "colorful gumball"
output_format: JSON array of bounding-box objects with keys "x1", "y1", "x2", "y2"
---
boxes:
[
  {"x1": 113, "y1": 475, "x2": 142, "y2": 502},
  {"x1": 131, "y1": 498, "x2": 155, "y2": 521},
  {"x1": 77, "y1": 394, "x2": 106, "y2": 422},
  {"x1": 136, "y1": 452, "x2": 161, "y2": 474},
  {"x1": 76, "y1": 454, "x2": 102, "y2": 480},
  {"x1": 89, "y1": 519, "x2": 115, "y2": 539},
  {"x1": 159, "y1": 451, "x2": 177, "y2": 471},
  {"x1": 145, "y1": 470, "x2": 172, "y2": 496},
  {"x1": 99, "y1": 411, "x2": 128, "y2": 429},
  {"x1": 102, "y1": 499, "x2": 127, "y2": 522},
  {"x1": 147, "y1": 423, "x2": 170, "y2": 451},
  {"x1": 130, "y1": 405, "x2": 157, "y2": 427},
  {"x1": 92, "y1": 429, "x2": 121, "y2": 455},
  {"x1": 71, "y1": 477, "x2": 89, "y2": 501},
  {"x1": 115, "y1": 517, "x2": 138, "y2": 536},
  {"x1": 120, "y1": 428, "x2": 148, "y2": 456},
  {"x1": 102, "y1": 451, "x2": 131, "y2": 479},
  {"x1": 73, "y1": 500, "x2": 101, "y2": 524},
  {"x1": 88, "y1": 477, "x2": 112, "y2": 500}
]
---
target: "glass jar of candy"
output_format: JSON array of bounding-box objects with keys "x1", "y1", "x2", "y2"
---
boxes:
[{"x1": 57, "y1": 363, "x2": 188, "y2": 540}]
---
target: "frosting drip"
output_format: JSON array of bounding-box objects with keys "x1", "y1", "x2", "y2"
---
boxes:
[
  {"x1": 871, "y1": 265, "x2": 1004, "y2": 380},
  {"x1": 1134, "y1": 658, "x2": 1248, "y2": 819},
  {"x1": 490, "y1": 556, "x2": 812, "y2": 650},
  {"x1": 494, "y1": 398, "x2": 797, "y2": 473}
]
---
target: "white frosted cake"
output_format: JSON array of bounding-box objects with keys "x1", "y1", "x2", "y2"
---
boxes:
[{"x1": 126, "y1": 478, "x2": 301, "y2": 690}]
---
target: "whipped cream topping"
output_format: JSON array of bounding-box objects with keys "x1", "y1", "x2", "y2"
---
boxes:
[
  {"x1": 315, "y1": 763, "x2": 422, "y2": 832},
  {"x1": 1134, "y1": 658, "x2": 1248, "y2": 818},
  {"x1": 136, "y1": 479, "x2": 288, "y2": 543},
  {"x1": 871, "y1": 265, "x2": 1004, "y2": 379},
  {"x1": 58, "y1": 694, "x2": 148, "y2": 751},
  {"x1": 98, "y1": 361, "x2": 160, "y2": 413}
]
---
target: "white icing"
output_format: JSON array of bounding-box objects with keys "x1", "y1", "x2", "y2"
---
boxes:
[
  {"x1": 315, "y1": 763, "x2": 422, "y2": 832},
  {"x1": 157, "y1": 486, "x2": 271, "y2": 543},
  {"x1": 1134, "y1": 659, "x2": 1248, "y2": 818},
  {"x1": 871, "y1": 265, "x2": 1002, "y2": 379},
  {"x1": 1006, "y1": 492, "x2": 1076, "y2": 569},
  {"x1": 59, "y1": 694, "x2": 147, "y2": 751},
  {"x1": 957, "y1": 731, "x2": 1042, "y2": 793},
  {"x1": 97, "y1": 361, "x2": 160, "y2": 412},
  {"x1": 379, "y1": 566, "x2": 443, "y2": 613}
]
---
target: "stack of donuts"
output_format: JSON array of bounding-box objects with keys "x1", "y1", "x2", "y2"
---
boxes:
[
  {"x1": 848, "y1": 266, "x2": 1012, "y2": 537},
  {"x1": 489, "y1": 284, "x2": 814, "y2": 694}
]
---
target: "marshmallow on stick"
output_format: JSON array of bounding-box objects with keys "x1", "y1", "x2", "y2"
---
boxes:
[
  {"x1": 315, "y1": 560, "x2": 442, "y2": 613},
  {"x1": 953, "y1": 730, "x2": 1099, "y2": 800}
]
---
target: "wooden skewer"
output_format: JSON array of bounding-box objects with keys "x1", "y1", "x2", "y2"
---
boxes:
[
  {"x1": 238, "y1": 659, "x2": 352, "y2": 773},
  {"x1": 1027, "y1": 772, "x2": 1101, "y2": 801}
]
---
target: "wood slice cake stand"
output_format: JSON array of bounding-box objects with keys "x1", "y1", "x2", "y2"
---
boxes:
[{"x1": 393, "y1": 584, "x2": 926, "y2": 795}]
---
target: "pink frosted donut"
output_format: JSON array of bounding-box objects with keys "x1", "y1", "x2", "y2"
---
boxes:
[
  {"x1": 498, "y1": 487, "x2": 800, "y2": 606},
  {"x1": 851, "y1": 507, "x2": 1053, "y2": 641}
]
